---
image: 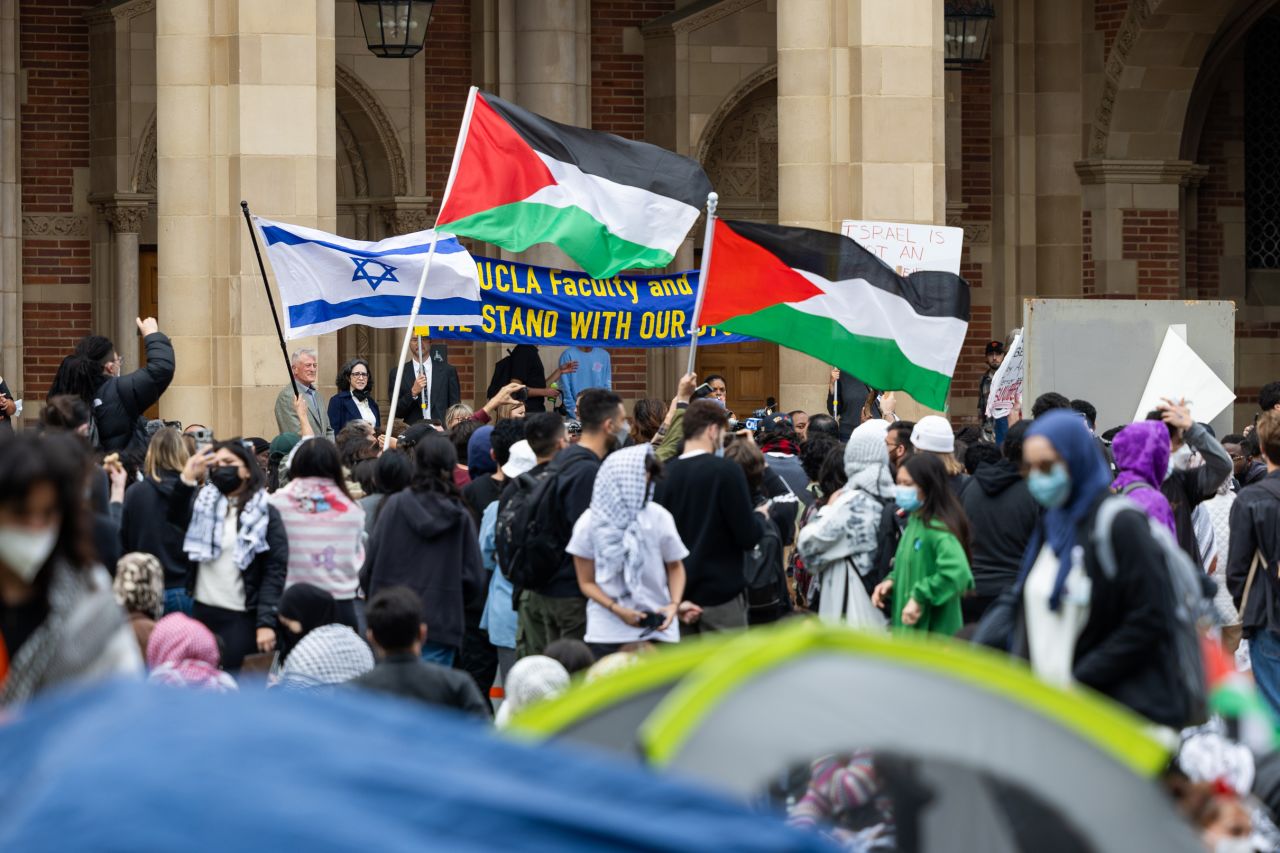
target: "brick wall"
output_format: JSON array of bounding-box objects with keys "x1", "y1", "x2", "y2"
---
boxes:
[
  {"x1": 591, "y1": 0, "x2": 675, "y2": 400},
  {"x1": 19, "y1": 0, "x2": 93, "y2": 399},
  {"x1": 952, "y1": 58, "x2": 993, "y2": 424},
  {"x1": 1123, "y1": 209, "x2": 1181, "y2": 299},
  {"x1": 420, "y1": 0, "x2": 478, "y2": 402},
  {"x1": 1095, "y1": 0, "x2": 1129, "y2": 57}
]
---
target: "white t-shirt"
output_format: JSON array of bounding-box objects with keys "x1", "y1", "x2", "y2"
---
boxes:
[
  {"x1": 1023, "y1": 544, "x2": 1091, "y2": 688},
  {"x1": 195, "y1": 511, "x2": 246, "y2": 612},
  {"x1": 566, "y1": 504, "x2": 689, "y2": 644}
]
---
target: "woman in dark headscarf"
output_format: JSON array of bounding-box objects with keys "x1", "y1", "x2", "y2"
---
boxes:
[
  {"x1": 274, "y1": 583, "x2": 338, "y2": 666},
  {"x1": 1009, "y1": 409, "x2": 1190, "y2": 728}
]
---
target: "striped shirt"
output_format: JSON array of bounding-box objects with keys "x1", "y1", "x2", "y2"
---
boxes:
[{"x1": 268, "y1": 477, "x2": 366, "y2": 600}]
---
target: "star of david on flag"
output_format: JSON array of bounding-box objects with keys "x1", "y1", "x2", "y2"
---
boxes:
[
  {"x1": 252, "y1": 217, "x2": 483, "y2": 339},
  {"x1": 351, "y1": 257, "x2": 399, "y2": 290}
]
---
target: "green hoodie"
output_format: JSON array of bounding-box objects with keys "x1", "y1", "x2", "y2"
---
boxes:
[{"x1": 888, "y1": 513, "x2": 974, "y2": 635}]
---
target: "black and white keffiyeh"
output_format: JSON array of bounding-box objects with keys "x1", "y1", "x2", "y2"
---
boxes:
[
  {"x1": 275, "y1": 624, "x2": 373, "y2": 691},
  {"x1": 588, "y1": 444, "x2": 654, "y2": 594},
  {"x1": 182, "y1": 484, "x2": 271, "y2": 571}
]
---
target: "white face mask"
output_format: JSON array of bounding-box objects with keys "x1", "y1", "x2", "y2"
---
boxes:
[
  {"x1": 1214, "y1": 836, "x2": 1254, "y2": 853},
  {"x1": 0, "y1": 525, "x2": 58, "y2": 583},
  {"x1": 1167, "y1": 444, "x2": 1194, "y2": 477}
]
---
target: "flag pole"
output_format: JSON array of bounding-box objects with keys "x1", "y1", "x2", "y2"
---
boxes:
[
  {"x1": 684, "y1": 191, "x2": 719, "y2": 377},
  {"x1": 385, "y1": 231, "x2": 441, "y2": 449},
  {"x1": 416, "y1": 334, "x2": 428, "y2": 420},
  {"x1": 240, "y1": 201, "x2": 298, "y2": 398}
]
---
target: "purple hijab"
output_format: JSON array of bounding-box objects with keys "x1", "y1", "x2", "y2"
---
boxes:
[{"x1": 1110, "y1": 421, "x2": 1176, "y2": 537}]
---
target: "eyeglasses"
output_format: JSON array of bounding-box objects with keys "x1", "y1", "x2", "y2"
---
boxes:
[{"x1": 349, "y1": 372, "x2": 369, "y2": 378}]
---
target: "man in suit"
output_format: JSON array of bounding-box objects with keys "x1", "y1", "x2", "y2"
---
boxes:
[
  {"x1": 274, "y1": 347, "x2": 333, "y2": 438},
  {"x1": 826, "y1": 367, "x2": 877, "y2": 441},
  {"x1": 390, "y1": 334, "x2": 461, "y2": 425}
]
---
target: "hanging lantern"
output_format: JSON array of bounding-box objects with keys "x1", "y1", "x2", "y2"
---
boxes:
[
  {"x1": 944, "y1": 0, "x2": 995, "y2": 70},
  {"x1": 357, "y1": 0, "x2": 435, "y2": 59}
]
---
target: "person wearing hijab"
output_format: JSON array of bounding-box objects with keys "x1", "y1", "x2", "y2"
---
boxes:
[
  {"x1": 796, "y1": 420, "x2": 896, "y2": 628},
  {"x1": 146, "y1": 613, "x2": 238, "y2": 693},
  {"x1": 494, "y1": 655, "x2": 570, "y2": 728},
  {"x1": 275, "y1": 623, "x2": 374, "y2": 692},
  {"x1": 1110, "y1": 420, "x2": 1177, "y2": 537},
  {"x1": 113, "y1": 552, "x2": 166, "y2": 658},
  {"x1": 274, "y1": 583, "x2": 338, "y2": 667},
  {"x1": 568, "y1": 444, "x2": 689, "y2": 656},
  {"x1": 1009, "y1": 409, "x2": 1188, "y2": 728}
]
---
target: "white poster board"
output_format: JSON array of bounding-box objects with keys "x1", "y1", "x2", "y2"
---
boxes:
[
  {"x1": 985, "y1": 332, "x2": 1025, "y2": 418},
  {"x1": 841, "y1": 221, "x2": 965, "y2": 276},
  {"x1": 1133, "y1": 326, "x2": 1236, "y2": 424}
]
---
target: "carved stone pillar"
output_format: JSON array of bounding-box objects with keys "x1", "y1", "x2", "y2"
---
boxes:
[
  {"x1": 379, "y1": 200, "x2": 432, "y2": 236},
  {"x1": 98, "y1": 197, "x2": 150, "y2": 368}
]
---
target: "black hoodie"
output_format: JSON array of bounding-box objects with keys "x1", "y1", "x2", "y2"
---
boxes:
[
  {"x1": 961, "y1": 460, "x2": 1041, "y2": 597},
  {"x1": 360, "y1": 488, "x2": 485, "y2": 651}
]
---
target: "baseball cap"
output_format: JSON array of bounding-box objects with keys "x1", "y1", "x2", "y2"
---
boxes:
[
  {"x1": 985, "y1": 340, "x2": 1005, "y2": 356},
  {"x1": 910, "y1": 415, "x2": 955, "y2": 453},
  {"x1": 501, "y1": 440, "x2": 538, "y2": 478}
]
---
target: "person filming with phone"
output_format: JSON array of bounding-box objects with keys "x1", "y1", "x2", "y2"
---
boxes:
[{"x1": 569, "y1": 444, "x2": 689, "y2": 657}]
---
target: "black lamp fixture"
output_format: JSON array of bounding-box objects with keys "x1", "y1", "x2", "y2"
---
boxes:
[
  {"x1": 357, "y1": 0, "x2": 435, "y2": 58},
  {"x1": 944, "y1": 0, "x2": 995, "y2": 69}
]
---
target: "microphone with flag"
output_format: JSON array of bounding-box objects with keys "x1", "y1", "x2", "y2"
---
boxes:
[{"x1": 251, "y1": 217, "x2": 484, "y2": 340}]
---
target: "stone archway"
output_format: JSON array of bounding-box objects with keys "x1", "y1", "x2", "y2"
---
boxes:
[{"x1": 694, "y1": 76, "x2": 780, "y2": 416}]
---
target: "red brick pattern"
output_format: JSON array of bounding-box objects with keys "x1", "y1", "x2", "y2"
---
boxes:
[
  {"x1": 20, "y1": 0, "x2": 94, "y2": 400},
  {"x1": 1095, "y1": 0, "x2": 1130, "y2": 58},
  {"x1": 23, "y1": 302, "x2": 91, "y2": 397},
  {"x1": 952, "y1": 58, "x2": 993, "y2": 423},
  {"x1": 1123, "y1": 209, "x2": 1181, "y2": 298},
  {"x1": 590, "y1": 0, "x2": 675, "y2": 399},
  {"x1": 420, "y1": 0, "x2": 477, "y2": 402}
]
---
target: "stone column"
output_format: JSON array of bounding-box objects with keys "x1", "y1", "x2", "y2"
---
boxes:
[
  {"x1": 777, "y1": 0, "x2": 946, "y2": 416},
  {"x1": 99, "y1": 198, "x2": 149, "y2": 368},
  {"x1": 156, "y1": 0, "x2": 336, "y2": 438},
  {"x1": 0, "y1": 0, "x2": 19, "y2": 395}
]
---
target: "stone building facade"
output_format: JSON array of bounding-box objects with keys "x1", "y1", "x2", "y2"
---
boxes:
[{"x1": 3, "y1": 0, "x2": 1277, "y2": 437}]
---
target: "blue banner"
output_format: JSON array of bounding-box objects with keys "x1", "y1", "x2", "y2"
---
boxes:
[{"x1": 414, "y1": 256, "x2": 752, "y2": 348}]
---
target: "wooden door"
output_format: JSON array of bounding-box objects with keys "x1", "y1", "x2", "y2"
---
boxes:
[
  {"x1": 139, "y1": 249, "x2": 159, "y2": 419},
  {"x1": 695, "y1": 341, "x2": 779, "y2": 418}
]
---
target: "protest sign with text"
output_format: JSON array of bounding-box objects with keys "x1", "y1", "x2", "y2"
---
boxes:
[
  {"x1": 840, "y1": 220, "x2": 964, "y2": 277},
  {"x1": 414, "y1": 256, "x2": 752, "y2": 348},
  {"x1": 986, "y1": 332, "x2": 1025, "y2": 419}
]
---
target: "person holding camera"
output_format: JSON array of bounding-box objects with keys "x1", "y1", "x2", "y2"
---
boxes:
[{"x1": 570, "y1": 444, "x2": 688, "y2": 656}]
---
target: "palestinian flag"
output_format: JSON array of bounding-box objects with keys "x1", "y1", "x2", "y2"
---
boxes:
[
  {"x1": 435, "y1": 87, "x2": 712, "y2": 280},
  {"x1": 700, "y1": 220, "x2": 970, "y2": 410}
]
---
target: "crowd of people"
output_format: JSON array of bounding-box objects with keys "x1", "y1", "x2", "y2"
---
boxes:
[{"x1": 6, "y1": 318, "x2": 1280, "y2": 847}]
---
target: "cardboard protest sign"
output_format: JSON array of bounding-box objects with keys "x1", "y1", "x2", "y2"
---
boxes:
[
  {"x1": 986, "y1": 332, "x2": 1025, "y2": 419},
  {"x1": 1133, "y1": 326, "x2": 1235, "y2": 424},
  {"x1": 840, "y1": 221, "x2": 964, "y2": 276}
]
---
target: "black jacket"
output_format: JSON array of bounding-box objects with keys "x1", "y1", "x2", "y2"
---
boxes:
[
  {"x1": 962, "y1": 461, "x2": 1040, "y2": 598},
  {"x1": 535, "y1": 444, "x2": 602, "y2": 598},
  {"x1": 328, "y1": 391, "x2": 381, "y2": 434},
  {"x1": 1228, "y1": 472, "x2": 1280, "y2": 637},
  {"x1": 93, "y1": 332, "x2": 176, "y2": 453},
  {"x1": 1161, "y1": 423, "x2": 1233, "y2": 565},
  {"x1": 120, "y1": 471, "x2": 196, "y2": 589},
  {"x1": 360, "y1": 488, "x2": 485, "y2": 650},
  {"x1": 1013, "y1": 495, "x2": 1188, "y2": 728},
  {"x1": 826, "y1": 373, "x2": 874, "y2": 440},
  {"x1": 0, "y1": 378, "x2": 13, "y2": 437},
  {"x1": 350, "y1": 653, "x2": 489, "y2": 716},
  {"x1": 166, "y1": 478, "x2": 288, "y2": 629},
  {"x1": 390, "y1": 361, "x2": 460, "y2": 424},
  {"x1": 489, "y1": 345, "x2": 548, "y2": 413},
  {"x1": 656, "y1": 453, "x2": 762, "y2": 607}
]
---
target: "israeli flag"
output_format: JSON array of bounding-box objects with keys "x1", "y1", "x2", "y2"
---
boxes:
[{"x1": 254, "y1": 217, "x2": 484, "y2": 340}]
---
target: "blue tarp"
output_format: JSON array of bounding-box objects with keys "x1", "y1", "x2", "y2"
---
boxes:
[{"x1": 0, "y1": 681, "x2": 836, "y2": 852}]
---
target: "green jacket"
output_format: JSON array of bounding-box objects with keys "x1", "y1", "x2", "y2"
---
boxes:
[
  {"x1": 889, "y1": 513, "x2": 974, "y2": 636},
  {"x1": 654, "y1": 408, "x2": 684, "y2": 462}
]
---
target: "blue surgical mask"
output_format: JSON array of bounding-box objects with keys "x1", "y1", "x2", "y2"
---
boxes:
[
  {"x1": 1028, "y1": 463, "x2": 1071, "y2": 509},
  {"x1": 894, "y1": 485, "x2": 921, "y2": 513}
]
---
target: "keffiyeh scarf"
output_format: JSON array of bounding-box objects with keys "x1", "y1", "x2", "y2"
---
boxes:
[
  {"x1": 276, "y1": 624, "x2": 373, "y2": 691},
  {"x1": 182, "y1": 484, "x2": 271, "y2": 571},
  {"x1": 588, "y1": 444, "x2": 654, "y2": 594}
]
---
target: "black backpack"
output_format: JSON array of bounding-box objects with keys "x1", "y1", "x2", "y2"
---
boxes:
[
  {"x1": 744, "y1": 515, "x2": 789, "y2": 623},
  {"x1": 494, "y1": 457, "x2": 582, "y2": 590}
]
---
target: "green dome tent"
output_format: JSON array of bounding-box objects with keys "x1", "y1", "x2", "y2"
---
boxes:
[{"x1": 511, "y1": 621, "x2": 1202, "y2": 853}]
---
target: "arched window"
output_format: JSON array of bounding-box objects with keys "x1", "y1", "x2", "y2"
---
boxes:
[{"x1": 1246, "y1": 17, "x2": 1280, "y2": 270}]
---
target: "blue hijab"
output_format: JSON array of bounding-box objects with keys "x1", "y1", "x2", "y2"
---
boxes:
[{"x1": 1017, "y1": 409, "x2": 1113, "y2": 610}]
